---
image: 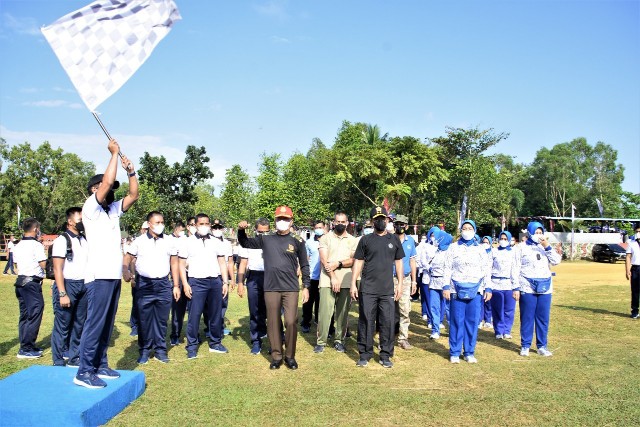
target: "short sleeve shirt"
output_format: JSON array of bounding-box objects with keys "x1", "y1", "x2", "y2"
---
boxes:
[
  {"x1": 12, "y1": 237, "x2": 46, "y2": 278},
  {"x1": 82, "y1": 193, "x2": 124, "y2": 282},
  {"x1": 238, "y1": 247, "x2": 265, "y2": 272},
  {"x1": 394, "y1": 234, "x2": 417, "y2": 277},
  {"x1": 627, "y1": 238, "x2": 640, "y2": 265},
  {"x1": 306, "y1": 238, "x2": 321, "y2": 280},
  {"x1": 51, "y1": 231, "x2": 88, "y2": 281},
  {"x1": 355, "y1": 232, "x2": 405, "y2": 295},
  {"x1": 318, "y1": 232, "x2": 357, "y2": 289},
  {"x1": 128, "y1": 233, "x2": 177, "y2": 278},
  {"x1": 180, "y1": 235, "x2": 225, "y2": 279}
]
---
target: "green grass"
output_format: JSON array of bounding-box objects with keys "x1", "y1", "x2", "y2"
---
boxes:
[{"x1": 1, "y1": 260, "x2": 639, "y2": 426}]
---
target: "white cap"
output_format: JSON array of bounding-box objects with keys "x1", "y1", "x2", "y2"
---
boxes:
[{"x1": 141, "y1": 221, "x2": 149, "y2": 229}]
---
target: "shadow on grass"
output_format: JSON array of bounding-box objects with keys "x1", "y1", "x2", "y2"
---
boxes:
[
  {"x1": 555, "y1": 304, "x2": 629, "y2": 318},
  {"x1": 115, "y1": 332, "x2": 140, "y2": 370}
]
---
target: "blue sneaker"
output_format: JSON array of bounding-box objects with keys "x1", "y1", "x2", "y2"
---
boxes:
[
  {"x1": 170, "y1": 338, "x2": 180, "y2": 346},
  {"x1": 130, "y1": 328, "x2": 138, "y2": 337},
  {"x1": 137, "y1": 354, "x2": 150, "y2": 364},
  {"x1": 66, "y1": 358, "x2": 80, "y2": 368},
  {"x1": 187, "y1": 351, "x2": 197, "y2": 360},
  {"x1": 209, "y1": 344, "x2": 228, "y2": 354},
  {"x1": 154, "y1": 353, "x2": 170, "y2": 363},
  {"x1": 96, "y1": 367, "x2": 120, "y2": 380},
  {"x1": 250, "y1": 342, "x2": 261, "y2": 355},
  {"x1": 74, "y1": 372, "x2": 107, "y2": 389},
  {"x1": 17, "y1": 349, "x2": 43, "y2": 359}
]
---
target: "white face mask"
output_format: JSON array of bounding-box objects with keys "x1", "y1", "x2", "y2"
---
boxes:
[
  {"x1": 499, "y1": 240, "x2": 509, "y2": 248},
  {"x1": 188, "y1": 226, "x2": 196, "y2": 235},
  {"x1": 276, "y1": 220, "x2": 290, "y2": 232},
  {"x1": 314, "y1": 229, "x2": 324, "y2": 236},
  {"x1": 635, "y1": 232, "x2": 640, "y2": 240},
  {"x1": 363, "y1": 228, "x2": 373, "y2": 235},
  {"x1": 197, "y1": 225, "x2": 210, "y2": 236},
  {"x1": 177, "y1": 230, "x2": 185, "y2": 237},
  {"x1": 386, "y1": 222, "x2": 395, "y2": 232},
  {"x1": 530, "y1": 234, "x2": 541, "y2": 243},
  {"x1": 212, "y1": 229, "x2": 223, "y2": 238},
  {"x1": 151, "y1": 224, "x2": 164, "y2": 235},
  {"x1": 482, "y1": 242, "x2": 490, "y2": 250},
  {"x1": 461, "y1": 230, "x2": 475, "y2": 241}
]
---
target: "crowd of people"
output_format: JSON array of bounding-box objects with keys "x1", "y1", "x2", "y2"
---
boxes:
[{"x1": 7, "y1": 139, "x2": 640, "y2": 388}]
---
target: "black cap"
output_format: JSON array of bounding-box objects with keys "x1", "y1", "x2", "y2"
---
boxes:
[
  {"x1": 370, "y1": 206, "x2": 388, "y2": 219},
  {"x1": 212, "y1": 219, "x2": 225, "y2": 228},
  {"x1": 87, "y1": 174, "x2": 120, "y2": 192}
]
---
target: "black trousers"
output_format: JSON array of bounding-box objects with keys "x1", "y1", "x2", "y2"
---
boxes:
[
  {"x1": 301, "y1": 279, "x2": 320, "y2": 327},
  {"x1": 631, "y1": 265, "x2": 640, "y2": 316},
  {"x1": 15, "y1": 278, "x2": 44, "y2": 352},
  {"x1": 358, "y1": 292, "x2": 395, "y2": 361}
]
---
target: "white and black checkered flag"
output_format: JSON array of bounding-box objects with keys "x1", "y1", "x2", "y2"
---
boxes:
[{"x1": 42, "y1": 0, "x2": 181, "y2": 112}]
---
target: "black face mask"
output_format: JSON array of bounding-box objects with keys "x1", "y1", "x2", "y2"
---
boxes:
[
  {"x1": 395, "y1": 225, "x2": 406, "y2": 234},
  {"x1": 334, "y1": 224, "x2": 347, "y2": 234},
  {"x1": 75, "y1": 221, "x2": 85, "y2": 234},
  {"x1": 373, "y1": 218, "x2": 387, "y2": 232}
]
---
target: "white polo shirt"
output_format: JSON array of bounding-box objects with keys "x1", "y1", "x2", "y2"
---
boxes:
[
  {"x1": 217, "y1": 237, "x2": 233, "y2": 260},
  {"x1": 127, "y1": 232, "x2": 177, "y2": 279},
  {"x1": 238, "y1": 247, "x2": 265, "y2": 272},
  {"x1": 169, "y1": 233, "x2": 187, "y2": 258},
  {"x1": 180, "y1": 235, "x2": 225, "y2": 279},
  {"x1": 82, "y1": 193, "x2": 124, "y2": 282},
  {"x1": 13, "y1": 237, "x2": 46, "y2": 278},
  {"x1": 627, "y1": 238, "x2": 640, "y2": 266},
  {"x1": 51, "y1": 231, "x2": 88, "y2": 281}
]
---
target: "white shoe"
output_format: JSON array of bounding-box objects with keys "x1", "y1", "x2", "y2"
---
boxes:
[
  {"x1": 504, "y1": 334, "x2": 512, "y2": 339},
  {"x1": 422, "y1": 315, "x2": 428, "y2": 321},
  {"x1": 537, "y1": 347, "x2": 553, "y2": 357},
  {"x1": 429, "y1": 333, "x2": 440, "y2": 340},
  {"x1": 450, "y1": 356, "x2": 460, "y2": 364},
  {"x1": 464, "y1": 355, "x2": 478, "y2": 363},
  {"x1": 439, "y1": 323, "x2": 446, "y2": 330},
  {"x1": 520, "y1": 347, "x2": 530, "y2": 357},
  {"x1": 478, "y1": 321, "x2": 484, "y2": 329},
  {"x1": 495, "y1": 334, "x2": 504, "y2": 339},
  {"x1": 427, "y1": 323, "x2": 432, "y2": 329}
]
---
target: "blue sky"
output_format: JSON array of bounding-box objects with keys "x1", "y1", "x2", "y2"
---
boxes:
[{"x1": 1, "y1": 0, "x2": 638, "y2": 200}]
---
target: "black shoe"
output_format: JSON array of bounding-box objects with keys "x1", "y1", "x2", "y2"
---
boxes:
[
  {"x1": 269, "y1": 359, "x2": 283, "y2": 369},
  {"x1": 284, "y1": 357, "x2": 298, "y2": 370},
  {"x1": 301, "y1": 325, "x2": 310, "y2": 333},
  {"x1": 334, "y1": 342, "x2": 346, "y2": 353},
  {"x1": 631, "y1": 313, "x2": 640, "y2": 319}
]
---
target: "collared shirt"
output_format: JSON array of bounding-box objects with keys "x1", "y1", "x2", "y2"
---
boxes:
[
  {"x1": 428, "y1": 249, "x2": 448, "y2": 290},
  {"x1": 51, "y1": 230, "x2": 88, "y2": 281},
  {"x1": 128, "y1": 232, "x2": 177, "y2": 279},
  {"x1": 490, "y1": 247, "x2": 518, "y2": 291},
  {"x1": 180, "y1": 234, "x2": 225, "y2": 279},
  {"x1": 238, "y1": 247, "x2": 265, "y2": 272},
  {"x1": 355, "y1": 232, "x2": 405, "y2": 296},
  {"x1": 514, "y1": 242, "x2": 562, "y2": 294},
  {"x1": 420, "y1": 243, "x2": 438, "y2": 284},
  {"x1": 306, "y1": 237, "x2": 321, "y2": 280},
  {"x1": 82, "y1": 193, "x2": 124, "y2": 282},
  {"x1": 7, "y1": 241, "x2": 14, "y2": 253},
  {"x1": 169, "y1": 233, "x2": 187, "y2": 258},
  {"x1": 443, "y1": 242, "x2": 492, "y2": 293},
  {"x1": 394, "y1": 234, "x2": 417, "y2": 277},
  {"x1": 626, "y1": 238, "x2": 640, "y2": 265},
  {"x1": 13, "y1": 237, "x2": 46, "y2": 278},
  {"x1": 318, "y1": 231, "x2": 357, "y2": 289}
]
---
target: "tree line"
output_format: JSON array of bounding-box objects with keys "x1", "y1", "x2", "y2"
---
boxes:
[{"x1": 1, "y1": 121, "x2": 637, "y2": 237}]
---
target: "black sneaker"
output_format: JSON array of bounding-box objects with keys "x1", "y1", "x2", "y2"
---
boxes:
[
  {"x1": 74, "y1": 372, "x2": 106, "y2": 389},
  {"x1": 154, "y1": 354, "x2": 170, "y2": 364},
  {"x1": 333, "y1": 342, "x2": 346, "y2": 353},
  {"x1": 66, "y1": 358, "x2": 80, "y2": 368},
  {"x1": 301, "y1": 325, "x2": 310, "y2": 333},
  {"x1": 313, "y1": 345, "x2": 325, "y2": 353},
  {"x1": 631, "y1": 313, "x2": 640, "y2": 319},
  {"x1": 137, "y1": 354, "x2": 150, "y2": 364},
  {"x1": 355, "y1": 358, "x2": 368, "y2": 367},
  {"x1": 379, "y1": 359, "x2": 393, "y2": 368}
]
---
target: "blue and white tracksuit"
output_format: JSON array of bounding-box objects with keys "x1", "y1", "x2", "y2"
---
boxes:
[
  {"x1": 419, "y1": 242, "x2": 438, "y2": 321},
  {"x1": 490, "y1": 247, "x2": 518, "y2": 336},
  {"x1": 428, "y1": 249, "x2": 450, "y2": 335}
]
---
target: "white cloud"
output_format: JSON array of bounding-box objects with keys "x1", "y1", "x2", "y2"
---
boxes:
[
  {"x1": 253, "y1": 0, "x2": 289, "y2": 20},
  {"x1": 270, "y1": 35, "x2": 291, "y2": 44},
  {"x1": 2, "y1": 13, "x2": 41, "y2": 36},
  {"x1": 19, "y1": 88, "x2": 38, "y2": 94},
  {"x1": 22, "y1": 100, "x2": 81, "y2": 108}
]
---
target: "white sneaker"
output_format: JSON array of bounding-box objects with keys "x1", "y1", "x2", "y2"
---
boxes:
[
  {"x1": 439, "y1": 323, "x2": 446, "y2": 330},
  {"x1": 427, "y1": 323, "x2": 432, "y2": 329},
  {"x1": 504, "y1": 334, "x2": 512, "y2": 339},
  {"x1": 450, "y1": 356, "x2": 460, "y2": 364},
  {"x1": 422, "y1": 315, "x2": 429, "y2": 321},
  {"x1": 429, "y1": 333, "x2": 440, "y2": 340},
  {"x1": 464, "y1": 355, "x2": 478, "y2": 363},
  {"x1": 537, "y1": 347, "x2": 553, "y2": 357},
  {"x1": 478, "y1": 321, "x2": 484, "y2": 329},
  {"x1": 520, "y1": 347, "x2": 530, "y2": 357},
  {"x1": 495, "y1": 334, "x2": 504, "y2": 339}
]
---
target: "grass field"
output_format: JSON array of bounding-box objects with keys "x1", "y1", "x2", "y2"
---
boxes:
[{"x1": 1, "y1": 260, "x2": 639, "y2": 426}]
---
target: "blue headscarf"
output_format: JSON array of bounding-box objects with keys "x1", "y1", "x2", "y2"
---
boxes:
[
  {"x1": 526, "y1": 221, "x2": 545, "y2": 245},
  {"x1": 436, "y1": 230, "x2": 453, "y2": 251},
  {"x1": 481, "y1": 236, "x2": 493, "y2": 253},
  {"x1": 458, "y1": 219, "x2": 478, "y2": 246},
  {"x1": 427, "y1": 226, "x2": 440, "y2": 244},
  {"x1": 498, "y1": 230, "x2": 513, "y2": 251}
]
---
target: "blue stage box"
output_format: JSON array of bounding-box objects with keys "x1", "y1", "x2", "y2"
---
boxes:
[{"x1": 0, "y1": 366, "x2": 145, "y2": 427}]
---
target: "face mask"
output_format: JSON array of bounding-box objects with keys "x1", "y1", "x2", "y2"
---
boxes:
[
  {"x1": 314, "y1": 229, "x2": 325, "y2": 236},
  {"x1": 374, "y1": 218, "x2": 387, "y2": 232},
  {"x1": 482, "y1": 242, "x2": 490, "y2": 250},
  {"x1": 386, "y1": 222, "x2": 395, "y2": 232},
  {"x1": 151, "y1": 224, "x2": 164, "y2": 235},
  {"x1": 395, "y1": 226, "x2": 406, "y2": 234},
  {"x1": 188, "y1": 226, "x2": 196, "y2": 235},
  {"x1": 530, "y1": 234, "x2": 541, "y2": 243},
  {"x1": 461, "y1": 230, "x2": 475, "y2": 241},
  {"x1": 177, "y1": 230, "x2": 185, "y2": 237},
  {"x1": 276, "y1": 220, "x2": 290, "y2": 232},
  {"x1": 212, "y1": 229, "x2": 223, "y2": 238},
  {"x1": 334, "y1": 224, "x2": 347, "y2": 234},
  {"x1": 363, "y1": 228, "x2": 373, "y2": 235},
  {"x1": 510, "y1": 240, "x2": 516, "y2": 246},
  {"x1": 197, "y1": 225, "x2": 210, "y2": 236},
  {"x1": 635, "y1": 232, "x2": 640, "y2": 240},
  {"x1": 500, "y1": 240, "x2": 509, "y2": 248},
  {"x1": 75, "y1": 221, "x2": 85, "y2": 234}
]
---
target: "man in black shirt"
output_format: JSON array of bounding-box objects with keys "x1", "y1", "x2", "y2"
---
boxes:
[
  {"x1": 237, "y1": 205, "x2": 310, "y2": 370},
  {"x1": 351, "y1": 206, "x2": 405, "y2": 368}
]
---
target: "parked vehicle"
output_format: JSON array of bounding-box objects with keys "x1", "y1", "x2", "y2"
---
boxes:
[{"x1": 591, "y1": 244, "x2": 626, "y2": 263}]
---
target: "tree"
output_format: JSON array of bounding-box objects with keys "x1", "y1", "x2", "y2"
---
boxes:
[
  {"x1": 254, "y1": 153, "x2": 284, "y2": 220},
  {"x1": 219, "y1": 165, "x2": 254, "y2": 226},
  {"x1": 0, "y1": 140, "x2": 94, "y2": 233},
  {"x1": 281, "y1": 152, "x2": 332, "y2": 225}
]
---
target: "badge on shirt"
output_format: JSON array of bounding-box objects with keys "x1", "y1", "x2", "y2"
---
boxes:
[
  {"x1": 388, "y1": 243, "x2": 394, "y2": 249},
  {"x1": 287, "y1": 244, "x2": 294, "y2": 253}
]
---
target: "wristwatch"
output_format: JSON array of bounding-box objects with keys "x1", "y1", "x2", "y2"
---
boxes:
[
  {"x1": 59, "y1": 291, "x2": 67, "y2": 297},
  {"x1": 338, "y1": 261, "x2": 343, "y2": 269}
]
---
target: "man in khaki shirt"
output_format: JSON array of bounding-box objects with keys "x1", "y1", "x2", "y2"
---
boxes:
[{"x1": 314, "y1": 211, "x2": 357, "y2": 353}]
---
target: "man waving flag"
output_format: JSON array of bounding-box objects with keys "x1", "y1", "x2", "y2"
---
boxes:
[{"x1": 42, "y1": 0, "x2": 181, "y2": 112}]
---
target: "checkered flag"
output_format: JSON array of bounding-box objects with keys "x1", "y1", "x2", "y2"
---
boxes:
[{"x1": 42, "y1": 0, "x2": 181, "y2": 111}]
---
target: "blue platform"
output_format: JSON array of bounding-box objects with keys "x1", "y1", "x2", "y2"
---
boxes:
[{"x1": 0, "y1": 366, "x2": 145, "y2": 427}]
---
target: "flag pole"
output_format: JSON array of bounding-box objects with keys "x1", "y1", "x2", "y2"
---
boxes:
[{"x1": 92, "y1": 112, "x2": 130, "y2": 167}]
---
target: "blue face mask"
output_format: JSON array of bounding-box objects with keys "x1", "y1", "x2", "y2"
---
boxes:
[
  {"x1": 314, "y1": 229, "x2": 324, "y2": 237},
  {"x1": 363, "y1": 228, "x2": 373, "y2": 235}
]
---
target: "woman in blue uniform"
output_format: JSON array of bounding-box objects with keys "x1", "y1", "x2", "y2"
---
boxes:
[
  {"x1": 479, "y1": 236, "x2": 494, "y2": 329},
  {"x1": 427, "y1": 230, "x2": 452, "y2": 340},
  {"x1": 514, "y1": 221, "x2": 561, "y2": 357},
  {"x1": 419, "y1": 226, "x2": 441, "y2": 326},
  {"x1": 443, "y1": 220, "x2": 492, "y2": 364},
  {"x1": 490, "y1": 231, "x2": 518, "y2": 339}
]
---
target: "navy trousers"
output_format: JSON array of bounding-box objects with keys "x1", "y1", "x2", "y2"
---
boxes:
[
  {"x1": 358, "y1": 292, "x2": 395, "y2": 361},
  {"x1": 15, "y1": 278, "x2": 44, "y2": 352},
  {"x1": 519, "y1": 292, "x2": 552, "y2": 349},
  {"x1": 3, "y1": 252, "x2": 15, "y2": 274},
  {"x1": 170, "y1": 278, "x2": 188, "y2": 342},
  {"x1": 449, "y1": 293, "x2": 481, "y2": 357},
  {"x1": 78, "y1": 279, "x2": 121, "y2": 375},
  {"x1": 246, "y1": 271, "x2": 267, "y2": 345},
  {"x1": 137, "y1": 276, "x2": 172, "y2": 356},
  {"x1": 186, "y1": 276, "x2": 223, "y2": 353},
  {"x1": 129, "y1": 277, "x2": 140, "y2": 333},
  {"x1": 51, "y1": 279, "x2": 87, "y2": 365}
]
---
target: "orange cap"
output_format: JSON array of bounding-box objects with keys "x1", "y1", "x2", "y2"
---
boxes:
[{"x1": 274, "y1": 205, "x2": 293, "y2": 219}]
